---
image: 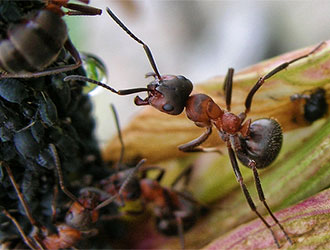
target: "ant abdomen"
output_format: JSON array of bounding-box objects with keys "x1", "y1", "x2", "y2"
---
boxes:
[
  {"x1": 236, "y1": 118, "x2": 282, "y2": 169},
  {"x1": 0, "y1": 10, "x2": 67, "y2": 73}
]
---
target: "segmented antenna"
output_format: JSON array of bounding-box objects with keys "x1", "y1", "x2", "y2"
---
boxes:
[
  {"x1": 106, "y1": 7, "x2": 162, "y2": 80},
  {"x1": 110, "y1": 104, "x2": 125, "y2": 165}
]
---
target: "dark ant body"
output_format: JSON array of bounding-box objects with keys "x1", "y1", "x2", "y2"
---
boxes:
[
  {"x1": 1, "y1": 144, "x2": 143, "y2": 249},
  {"x1": 65, "y1": 7, "x2": 325, "y2": 248},
  {"x1": 0, "y1": 0, "x2": 101, "y2": 79},
  {"x1": 291, "y1": 88, "x2": 328, "y2": 123}
]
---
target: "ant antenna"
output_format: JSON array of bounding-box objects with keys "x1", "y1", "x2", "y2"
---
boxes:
[
  {"x1": 63, "y1": 75, "x2": 149, "y2": 95},
  {"x1": 110, "y1": 104, "x2": 125, "y2": 165},
  {"x1": 95, "y1": 158, "x2": 146, "y2": 210},
  {"x1": 49, "y1": 144, "x2": 83, "y2": 207},
  {"x1": 106, "y1": 7, "x2": 162, "y2": 80}
]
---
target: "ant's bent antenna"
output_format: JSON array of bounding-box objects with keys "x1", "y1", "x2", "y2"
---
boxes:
[
  {"x1": 106, "y1": 7, "x2": 162, "y2": 80},
  {"x1": 63, "y1": 75, "x2": 149, "y2": 95}
]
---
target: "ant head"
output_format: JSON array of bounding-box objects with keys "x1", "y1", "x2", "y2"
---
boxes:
[
  {"x1": 65, "y1": 191, "x2": 99, "y2": 230},
  {"x1": 104, "y1": 169, "x2": 141, "y2": 202},
  {"x1": 144, "y1": 75, "x2": 193, "y2": 115},
  {"x1": 105, "y1": 8, "x2": 193, "y2": 115}
]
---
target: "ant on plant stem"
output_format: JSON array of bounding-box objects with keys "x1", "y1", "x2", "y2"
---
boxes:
[{"x1": 64, "y1": 7, "x2": 326, "y2": 248}]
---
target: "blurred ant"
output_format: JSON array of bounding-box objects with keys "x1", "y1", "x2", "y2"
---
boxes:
[
  {"x1": 0, "y1": 144, "x2": 144, "y2": 249},
  {"x1": 64, "y1": 7, "x2": 326, "y2": 248},
  {"x1": 95, "y1": 105, "x2": 203, "y2": 249},
  {"x1": 102, "y1": 163, "x2": 204, "y2": 249},
  {"x1": 290, "y1": 88, "x2": 328, "y2": 123},
  {"x1": 0, "y1": 0, "x2": 102, "y2": 79}
]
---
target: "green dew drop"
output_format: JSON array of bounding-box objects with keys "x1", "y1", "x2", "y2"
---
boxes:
[{"x1": 81, "y1": 52, "x2": 107, "y2": 95}]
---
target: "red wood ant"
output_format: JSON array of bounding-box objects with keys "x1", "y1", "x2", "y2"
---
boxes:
[
  {"x1": 0, "y1": 0, "x2": 102, "y2": 79},
  {"x1": 0, "y1": 144, "x2": 144, "y2": 249},
  {"x1": 64, "y1": 7, "x2": 325, "y2": 248}
]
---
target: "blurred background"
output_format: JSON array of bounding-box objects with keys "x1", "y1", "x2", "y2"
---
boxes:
[{"x1": 66, "y1": 0, "x2": 330, "y2": 146}]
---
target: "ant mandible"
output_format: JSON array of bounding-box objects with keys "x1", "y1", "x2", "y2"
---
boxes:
[{"x1": 64, "y1": 7, "x2": 325, "y2": 248}]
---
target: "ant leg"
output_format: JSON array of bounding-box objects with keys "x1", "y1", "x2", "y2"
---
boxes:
[
  {"x1": 95, "y1": 159, "x2": 146, "y2": 210},
  {"x1": 225, "y1": 143, "x2": 281, "y2": 248},
  {"x1": 51, "y1": 185, "x2": 59, "y2": 223},
  {"x1": 140, "y1": 166, "x2": 165, "y2": 181},
  {"x1": 250, "y1": 162, "x2": 293, "y2": 245},
  {"x1": 171, "y1": 165, "x2": 193, "y2": 189},
  {"x1": 64, "y1": 3, "x2": 102, "y2": 16},
  {"x1": 1, "y1": 162, "x2": 39, "y2": 228},
  {"x1": 244, "y1": 41, "x2": 326, "y2": 114},
  {"x1": 178, "y1": 127, "x2": 212, "y2": 152},
  {"x1": 223, "y1": 68, "x2": 235, "y2": 112},
  {"x1": 49, "y1": 144, "x2": 82, "y2": 206},
  {"x1": 175, "y1": 213, "x2": 185, "y2": 250},
  {"x1": 2, "y1": 209, "x2": 38, "y2": 250}
]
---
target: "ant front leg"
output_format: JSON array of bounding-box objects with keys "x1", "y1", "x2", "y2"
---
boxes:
[
  {"x1": 178, "y1": 127, "x2": 222, "y2": 154},
  {"x1": 178, "y1": 127, "x2": 213, "y2": 152}
]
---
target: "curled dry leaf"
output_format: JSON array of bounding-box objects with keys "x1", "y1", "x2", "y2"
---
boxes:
[{"x1": 103, "y1": 41, "x2": 330, "y2": 164}]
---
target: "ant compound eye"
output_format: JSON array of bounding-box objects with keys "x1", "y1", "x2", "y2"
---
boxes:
[
  {"x1": 163, "y1": 103, "x2": 174, "y2": 112},
  {"x1": 177, "y1": 75, "x2": 187, "y2": 81}
]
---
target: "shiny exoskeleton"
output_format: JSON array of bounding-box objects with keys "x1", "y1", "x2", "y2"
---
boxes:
[
  {"x1": 0, "y1": 0, "x2": 101, "y2": 78},
  {"x1": 64, "y1": 7, "x2": 326, "y2": 248}
]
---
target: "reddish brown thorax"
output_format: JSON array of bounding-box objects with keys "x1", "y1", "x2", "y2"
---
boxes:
[{"x1": 186, "y1": 94, "x2": 223, "y2": 127}]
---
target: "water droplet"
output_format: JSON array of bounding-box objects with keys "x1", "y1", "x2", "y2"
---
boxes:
[{"x1": 81, "y1": 53, "x2": 107, "y2": 96}]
